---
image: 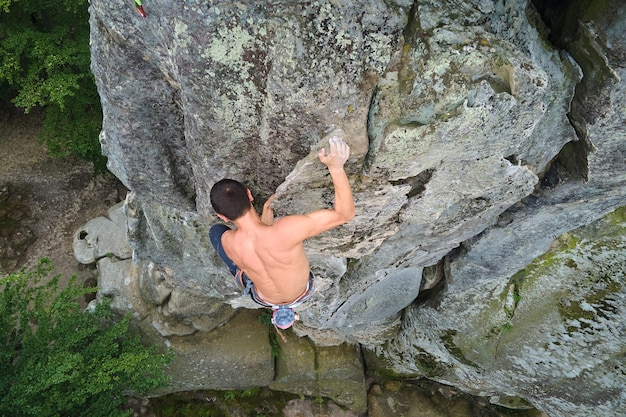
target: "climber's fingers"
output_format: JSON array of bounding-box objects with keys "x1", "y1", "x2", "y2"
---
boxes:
[{"x1": 319, "y1": 137, "x2": 350, "y2": 167}]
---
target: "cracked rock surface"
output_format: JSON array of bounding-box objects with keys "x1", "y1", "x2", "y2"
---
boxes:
[{"x1": 88, "y1": 0, "x2": 626, "y2": 414}]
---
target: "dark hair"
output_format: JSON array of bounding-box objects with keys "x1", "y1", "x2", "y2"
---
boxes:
[{"x1": 210, "y1": 179, "x2": 251, "y2": 220}]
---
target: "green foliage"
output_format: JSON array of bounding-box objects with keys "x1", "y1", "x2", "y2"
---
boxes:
[
  {"x1": 0, "y1": 0, "x2": 105, "y2": 171},
  {"x1": 240, "y1": 387, "x2": 260, "y2": 398},
  {"x1": 0, "y1": 258, "x2": 173, "y2": 417},
  {"x1": 500, "y1": 322, "x2": 513, "y2": 334},
  {"x1": 0, "y1": 0, "x2": 91, "y2": 109},
  {"x1": 40, "y1": 79, "x2": 107, "y2": 173}
]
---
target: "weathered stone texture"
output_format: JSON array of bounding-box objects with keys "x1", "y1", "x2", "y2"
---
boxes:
[
  {"x1": 88, "y1": 0, "x2": 626, "y2": 414},
  {"x1": 73, "y1": 203, "x2": 131, "y2": 264},
  {"x1": 370, "y1": 207, "x2": 626, "y2": 416},
  {"x1": 270, "y1": 332, "x2": 367, "y2": 413},
  {"x1": 155, "y1": 309, "x2": 275, "y2": 393}
]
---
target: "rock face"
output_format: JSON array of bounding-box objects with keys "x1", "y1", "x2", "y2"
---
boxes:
[
  {"x1": 270, "y1": 332, "x2": 367, "y2": 412},
  {"x1": 87, "y1": 0, "x2": 626, "y2": 415},
  {"x1": 366, "y1": 207, "x2": 626, "y2": 416}
]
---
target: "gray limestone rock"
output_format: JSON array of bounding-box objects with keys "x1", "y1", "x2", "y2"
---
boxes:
[
  {"x1": 270, "y1": 332, "x2": 367, "y2": 413},
  {"x1": 367, "y1": 382, "x2": 475, "y2": 417},
  {"x1": 88, "y1": 0, "x2": 584, "y2": 341},
  {"x1": 153, "y1": 310, "x2": 275, "y2": 393},
  {"x1": 96, "y1": 257, "x2": 149, "y2": 319},
  {"x1": 138, "y1": 261, "x2": 174, "y2": 306},
  {"x1": 367, "y1": 207, "x2": 626, "y2": 416},
  {"x1": 86, "y1": 0, "x2": 626, "y2": 414},
  {"x1": 73, "y1": 202, "x2": 132, "y2": 264}
]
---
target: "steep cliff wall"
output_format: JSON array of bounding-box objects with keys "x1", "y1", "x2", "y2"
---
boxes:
[{"x1": 88, "y1": 0, "x2": 625, "y2": 415}]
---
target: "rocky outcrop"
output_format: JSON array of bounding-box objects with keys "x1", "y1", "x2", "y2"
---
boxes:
[
  {"x1": 270, "y1": 333, "x2": 367, "y2": 412},
  {"x1": 366, "y1": 207, "x2": 626, "y2": 416},
  {"x1": 73, "y1": 204, "x2": 132, "y2": 264},
  {"x1": 87, "y1": 0, "x2": 626, "y2": 415},
  {"x1": 75, "y1": 202, "x2": 368, "y2": 409}
]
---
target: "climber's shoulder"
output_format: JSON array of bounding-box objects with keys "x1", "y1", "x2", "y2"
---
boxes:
[{"x1": 272, "y1": 208, "x2": 349, "y2": 242}]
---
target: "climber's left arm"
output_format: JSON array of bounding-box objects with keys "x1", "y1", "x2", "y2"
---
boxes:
[{"x1": 261, "y1": 194, "x2": 276, "y2": 225}]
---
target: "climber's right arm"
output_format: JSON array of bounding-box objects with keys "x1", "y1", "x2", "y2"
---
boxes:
[
  {"x1": 274, "y1": 137, "x2": 354, "y2": 242},
  {"x1": 318, "y1": 137, "x2": 355, "y2": 225}
]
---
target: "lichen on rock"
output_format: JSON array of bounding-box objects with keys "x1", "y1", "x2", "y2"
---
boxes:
[{"x1": 86, "y1": 0, "x2": 626, "y2": 414}]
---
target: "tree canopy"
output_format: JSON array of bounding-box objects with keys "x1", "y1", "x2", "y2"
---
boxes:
[
  {"x1": 0, "y1": 258, "x2": 173, "y2": 417},
  {"x1": 0, "y1": 0, "x2": 106, "y2": 172}
]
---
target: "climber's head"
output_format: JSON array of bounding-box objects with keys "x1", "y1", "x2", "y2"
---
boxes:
[{"x1": 210, "y1": 179, "x2": 253, "y2": 221}]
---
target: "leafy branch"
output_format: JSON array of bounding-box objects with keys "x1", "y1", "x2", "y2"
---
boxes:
[{"x1": 0, "y1": 258, "x2": 173, "y2": 417}]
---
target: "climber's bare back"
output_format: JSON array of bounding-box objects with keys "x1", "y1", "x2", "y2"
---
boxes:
[
  {"x1": 220, "y1": 222, "x2": 311, "y2": 304},
  {"x1": 215, "y1": 136, "x2": 355, "y2": 305}
]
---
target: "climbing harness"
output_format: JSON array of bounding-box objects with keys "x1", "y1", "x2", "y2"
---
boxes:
[{"x1": 235, "y1": 269, "x2": 314, "y2": 332}]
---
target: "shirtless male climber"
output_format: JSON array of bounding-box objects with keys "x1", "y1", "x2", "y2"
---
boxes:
[{"x1": 209, "y1": 136, "x2": 355, "y2": 329}]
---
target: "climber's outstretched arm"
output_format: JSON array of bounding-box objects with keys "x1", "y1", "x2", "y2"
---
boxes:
[
  {"x1": 275, "y1": 136, "x2": 354, "y2": 242},
  {"x1": 318, "y1": 136, "x2": 354, "y2": 223}
]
